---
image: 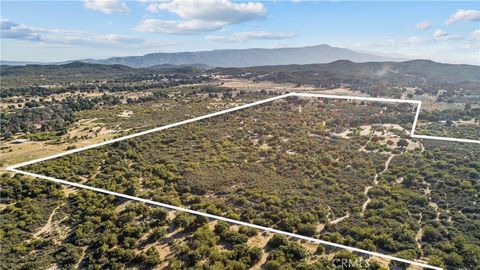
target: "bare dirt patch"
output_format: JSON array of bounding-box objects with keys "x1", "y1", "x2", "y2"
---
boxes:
[
  {"x1": 317, "y1": 87, "x2": 367, "y2": 96},
  {"x1": 0, "y1": 119, "x2": 118, "y2": 168},
  {"x1": 117, "y1": 110, "x2": 133, "y2": 118},
  {"x1": 337, "y1": 124, "x2": 421, "y2": 152},
  {"x1": 215, "y1": 76, "x2": 316, "y2": 92},
  {"x1": 250, "y1": 233, "x2": 273, "y2": 270},
  {"x1": 32, "y1": 203, "x2": 69, "y2": 243}
]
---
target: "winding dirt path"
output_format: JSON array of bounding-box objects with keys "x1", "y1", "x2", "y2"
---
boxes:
[
  {"x1": 250, "y1": 233, "x2": 273, "y2": 269},
  {"x1": 359, "y1": 135, "x2": 375, "y2": 153},
  {"x1": 416, "y1": 213, "x2": 424, "y2": 257},
  {"x1": 419, "y1": 142, "x2": 425, "y2": 154},
  {"x1": 361, "y1": 154, "x2": 396, "y2": 216},
  {"x1": 361, "y1": 186, "x2": 373, "y2": 214},
  {"x1": 330, "y1": 213, "x2": 350, "y2": 224},
  {"x1": 326, "y1": 206, "x2": 350, "y2": 225},
  {"x1": 73, "y1": 247, "x2": 87, "y2": 270},
  {"x1": 32, "y1": 203, "x2": 65, "y2": 239}
]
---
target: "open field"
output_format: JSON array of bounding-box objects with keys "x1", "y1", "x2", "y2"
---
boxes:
[
  {"x1": 0, "y1": 130, "x2": 116, "y2": 168},
  {"x1": 214, "y1": 76, "x2": 318, "y2": 92}
]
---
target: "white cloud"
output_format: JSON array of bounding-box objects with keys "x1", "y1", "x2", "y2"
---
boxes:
[
  {"x1": 146, "y1": 0, "x2": 265, "y2": 22},
  {"x1": 0, "y1": 18, "x2": 151, "y2": 48},
  {"x1": 137, "y1": 0, "x2": 266, "y2": 34},
  {"x1": 135, "y1": 19, "x2": 226, "y2": 34},
  {"x1": 0, "y1": 19, "x2": 17, "y2": 30},
  {"x1": 97, "y1": 34, "x2": 144, "y2": 43},
  {"x1": 404, "y1": 29, "x2": 464, "y2": 46},
  {"x1": 445, "y1": 9, "x2": 480, "y2": 25},
  {"x1": 406, "y1": 36, "x2": 430, "y2": 45},
  {"x1": 42, "y1": 35, "x2": 145, "y2": 47},
  {"x1": 58, "y1": 34, "x2": 144, "y2": 46},
  {"x1": 1, "y1": 19, "x2": 42, "y2": 40},
  {"x1": 438, "y1": 35, "x2": 463, "y2": 42},
  {"x1": 432, "y1": 29, "x2": 463, "y2": 42},
  {"x1": 415, "y1": 21, "x2": 431, "y2": 30},
  {"x1": 472, "y1": 29, "x2": 480, "y2": 41},
  {"x1": 207, "y1": 31, "x2": 297, "y2": 43},
  {"x1": 84, "y1": 0, "x2": 129, "y2": 14},
  {"x1": 433, "y1": 29, "x2": 448, "y2": 38},
  {"x1": 384, "y1": 39, "x2": 399, "y2": 48}
]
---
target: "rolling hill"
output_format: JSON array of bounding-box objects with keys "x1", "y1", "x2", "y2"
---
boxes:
[
  {"x1": 215, "y1": 59, "x2": 480, "y2": 86},
  {"x1": 0, "y1": 61, "x2": 139, "y2": 78}
]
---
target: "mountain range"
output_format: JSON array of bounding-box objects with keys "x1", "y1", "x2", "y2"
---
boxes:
[{"x1": 1, "y1": 45, "x2": 403, "y2": 68}]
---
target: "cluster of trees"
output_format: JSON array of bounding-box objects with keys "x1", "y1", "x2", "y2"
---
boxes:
[
  {"x1": 217, "y1": 61, "x2": 480, "y2": 102},
  {"x1": 419, "y1": 107, "x2": 480, "y2": 123},
  {"x1": 417, "y1": 107, "x2": 479, "y2": 140},
  {"x1": 2, "y1": 174, "x2": 370, "y2": 270},
  {"x1": 436, "y1": 86, "x2": 480, "y2": 104},
  {"x1": 416, "y1": 121, "x2": 479, "y2": 141},
  {"x1": 166, "y1": 221, "x2": 264, "y2": 269},
  {"x1": 0, "y1": 174, "x2": 64, "y2": 268},
  {"x1": 1, "y1": 95, "x2": 122, "y2": 139},
  {"x1": 1, "y1": 75, "x2": 207, "y2": 98},
  {"x1": 1, "y1": 62, "x2": 211, "y2": 97},
  {"x1": 417, "y1": 143, "x2": 480, "y2": 268},
  {"x1": 1, "y1": 83, "x2": 261, "y2": 140}
]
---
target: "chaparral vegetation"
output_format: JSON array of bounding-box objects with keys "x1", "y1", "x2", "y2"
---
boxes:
[
  {"x1": 1, "y1": 61, "x2": 479, "y2": 270},
  {"x1": 21, "y1": 97, "x2": 480, "y2": 269}
]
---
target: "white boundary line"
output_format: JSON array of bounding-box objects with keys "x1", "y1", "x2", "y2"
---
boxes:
[
  {"x1": 7, "y1": 167, "x2": 442, "y2": 270},
  {"x1": 6, "y1": 93, "x2": 294, "y2": 169},
  {"x1": 7, "y1": 92, "x2": 479, "y2": 270},
  {"x1": 6, "y1": 92, "x2": 478, "y2": 171}
]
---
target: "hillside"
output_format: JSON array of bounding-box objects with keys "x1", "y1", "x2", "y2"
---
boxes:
[
  {"x1": 0, "y1": 62, "x2": 207, "y2": 87},
  {"x1": 0, "y1": 62, "x2": 139, "y2": 78},
  {"x1": 3, "y1": 59, "x2": 478, "y2": 96},
  {"x1": 0, "y1": 62, "x2": 212, "y2": 78},
  {"x1": 215, "y1": 59, "x2": 480, "y2": 86}
]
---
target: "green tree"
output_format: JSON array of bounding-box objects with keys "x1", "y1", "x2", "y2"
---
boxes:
[
  {"x1": 141, "y1": 247, "x2": 162, "y2": 267},
  {"x1": 268, "y1": 234, "x2": 289, "y2": 248}
]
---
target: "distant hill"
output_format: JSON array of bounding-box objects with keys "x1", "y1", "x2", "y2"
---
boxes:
[
  {"x1": 0, "y1": 60, "x2": 52, "y2": 66},
  {"x1": 0, "y1": 61, "x2": 139, "y2": 78},
  {"x1": 0, "y1": 62, "x2": 208, "y2": 86},
  {"x1": 0, "y1": 61, "x2": 211, "y2": 78},
  {"x1": 148, "y1": 63, "x2": 214, "y2": 71},
  {"x1": 0, "y1": 62, "x2": 213, "y2": 76},
  {"x1": 3, "y1": 59, "x2": 478, "y2": 93},
  {"x1": 215, "y1": 60, "x2": 480, "y2": 86},
  {"x1": 81, "y1": 45, "x2": 402, "y2": 68}
]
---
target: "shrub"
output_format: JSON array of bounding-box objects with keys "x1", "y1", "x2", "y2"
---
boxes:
[{"x1": 268, "y1": 234, "x2": 289, "y2": 249}]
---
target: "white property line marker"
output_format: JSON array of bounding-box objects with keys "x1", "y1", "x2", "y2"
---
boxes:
[
  {"x1": 8, "y1": 92, "x2": 478, "y2": 270},
  {"x1": 7, "y1": 167, "x2": 442, "y2": 270}
]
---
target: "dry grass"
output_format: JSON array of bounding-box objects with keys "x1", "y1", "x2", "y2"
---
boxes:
[
  {"x1": 215, "y1": 76, "x2": 317, "y2": 92},
  {"x1": 337, "y1": 124, "x2": 421, "y2": 152},
  {"x1": 0, "y1": 118, "x2": 117, "y2": 169}
]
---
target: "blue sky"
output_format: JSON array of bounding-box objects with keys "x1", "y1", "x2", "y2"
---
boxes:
[{"x1": 1, "y1": 0, "x2": 479, "y2": 64}]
